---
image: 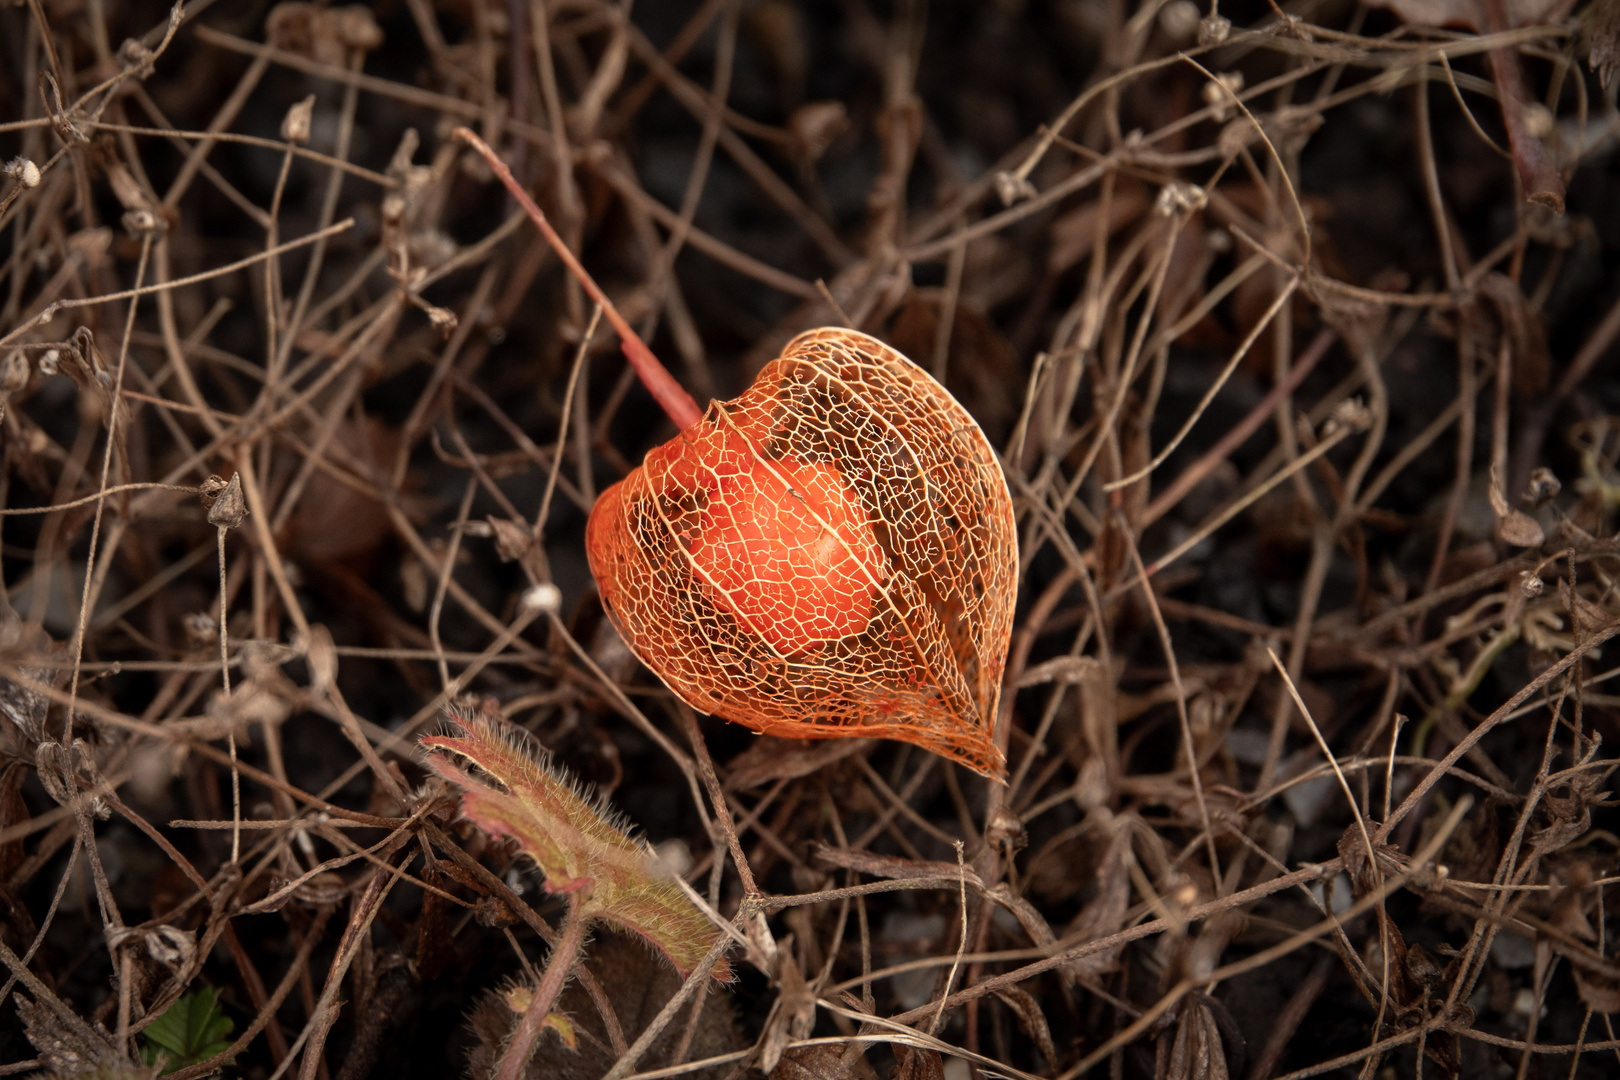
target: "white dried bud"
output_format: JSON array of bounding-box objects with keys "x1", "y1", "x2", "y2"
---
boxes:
[
  {"x1": 1198, "y1": 13, "x2": 1232, "y2": 46},
  {"x1": 424, "y1": 305, "x2": 457, "y2": 337},
  {"x1": 1523, "y1": 467, "x2": 1560, "y2": 508},
  {"x1": 1155, "y1": 181, "x2": 1206, "y2": 215},
  {"x1": 1522, "y1": 104, "x2": 1554, "y2": 140},
  {"x1": 994, "y1": 170, "x2": 1037, "y2": 207},
  {"x1": 1, "y1": 351, "x2": 29, "y2": 394},
  {"x1": 649, "y1": 839, "x2": 692, "y2": 879},
  {"x1": 183, "y1": 611, "x2": 218, "y2": 644},
  {"x1": 1323, "y1": 397, "x2": 1372, "y2": 435},
  {"x1": 521, "y1": 582, "x2": 561, "y2": 615},
  {"x1": 1520, "y1": 571, "x2": 1544, "y2": 598},
  {"x1": 122, "y1": 208, "x2": 157, "y2": 236},
  {"x1": 788, "y1": 101, "x2": 848, "y2": 163},
  {"x1": 1202, "y1": 71, "x2": 1244, "y2": 121},
  {"x1": 5, "y1": 157, "x2": 40, "y2": 188},
  {"x1": 282, "y1": 95, "x2": 315, "y2": 145},
  {"x1": 1160, "y1": 0, "x2": 1201, "y2": 41}
]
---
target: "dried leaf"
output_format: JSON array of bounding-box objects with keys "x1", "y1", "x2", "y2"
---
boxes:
[
  {"x1": 1063, "y1": 822, "x2": 1132, "y2": 981},
  {"x1": 1574, "y1": 967, "x2": 1620, "y2": 1013},
  {"x1": 888, "y1": 1046, "x2": 944, "y2": 1080},
  {"x1": 0, "y1": 763, "x2": 28, "y2": 879},
  {"x1": 1479, "y1": 274, "x2": 1550, "y2": 393},
  {"x1": 1167, "y1": 998, "x2": 1231, "y2": 1080},
  {"x1": 421, "y1": 705, "x2": 730, "y2": 981},
  {"x1": 587, "y1": 329, "x2": 1017, "y2": 778},
  {"x1": 17, "y1": 991, "x2": 122, "y2": 1075},
  {"x1": 771, "y1": 1044, "x2": 879, "y2": 1080},
  {"x1": 725, "y1": 735, "x2": 875, "y2": 789},
  {"x1": 1489, "y1": 464, "x2": 1545, "y2": 547},
  {"x1": 812, "y1": 843, "x2": 986, "y2": 890},
  {"x1": 1557, "y1": 579, "x2": 1614, "y2": 633},
  {"x1": 1361, "y1": 0, "x2": 1561, "y2": 30},
  {"x1": 1591, "y1": 0, "x2": 1620, "y2": 87},
  {"x1": 760, "y1": 953, "x2": 816, "y2": 1074},
  {"x1": 1046, "y1": 186, "x2": 1150, "y2": 274},
  {"x1": 992, "y1": 985, "x2": 1057, "y2": 1068}
]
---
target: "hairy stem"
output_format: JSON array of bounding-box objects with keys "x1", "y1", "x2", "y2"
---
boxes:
[{"x1": 496, "y1": 892, "x2": 590, "y2": 1080}]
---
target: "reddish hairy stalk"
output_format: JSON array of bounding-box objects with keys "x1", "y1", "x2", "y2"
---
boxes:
[
  {"x1": 452, "y1": 127, "x2": 703, "y2": 431},
  {"x1": 494, "y1": 891, "x2": 588, "y2": 1080}
]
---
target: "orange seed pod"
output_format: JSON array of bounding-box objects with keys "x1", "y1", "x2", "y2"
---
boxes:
[{"x1": 586, "y1": 329, "x2": 1017, "y2": 779}]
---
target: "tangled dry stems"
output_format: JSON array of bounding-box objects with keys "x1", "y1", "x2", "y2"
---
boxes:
[{"x1": 0, "y1": 2, "x2": 1617, "y2": 1079}]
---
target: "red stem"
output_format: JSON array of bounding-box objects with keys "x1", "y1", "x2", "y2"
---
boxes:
[
  {"x1": 1481, "y1": 0, "x2": 1565, "y2": 213},
  {"x1": 453, "y1": 127, "x2": 703, "y2": 431},
  {"x1": 494, "y1": 891, "x2": 590, "y2": 1080}
]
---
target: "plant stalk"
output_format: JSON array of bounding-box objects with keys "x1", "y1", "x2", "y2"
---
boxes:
[
  {"x1": 452, "y1": 127, "x2": 703, "y2": 432},
  {"x1": 495, "y1": 891, "x2": 590, "y2": 1080}
]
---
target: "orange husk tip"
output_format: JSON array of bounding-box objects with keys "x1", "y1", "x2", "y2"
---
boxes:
[
  {"x1": 420, "y1": 706, "x2": 732, "y2": 981},
  {"x1": 586, "y1": 329, "x2": 1016, "y2": 780}
]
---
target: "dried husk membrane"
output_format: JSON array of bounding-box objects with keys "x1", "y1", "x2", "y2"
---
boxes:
[{"x1": 587, "y1": 328, "x2": 1017, "y2": 778}]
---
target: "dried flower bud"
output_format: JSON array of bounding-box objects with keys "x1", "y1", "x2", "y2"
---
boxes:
[
  {"x1": 1, "y1": 351, "x2": 29, "y2": 395},
  {"x1": 337, "y1": 6, "x2": 384, "y2": 51},
  {"x1": 1488, "y1": 464, "x2": 1544, "y2": 548},
  {"x1": 1156, "y1": 180, "x2": 1206, "y2": 215},
  {"x1": 5, "y1": 157, "x2": 40, "y2": 189},
  {"x1": 788, "y1": 101, "x2": 848, "y2": 163},
  {"x1": 521, "y1": 583, "x2": 561, "y2": 615},
  {"x1": 293, "y1": 624, "x2": 338, "y2": 697},
  {"x1": 424, "y1": 303, "x2": 457, "y2": 336},
  {"x1": 1523, "y1": 103, "x2": 1554, "y2": 140},
  {"x1": 282, "y1": 95, "x2": 315, "y2": 144},
  {"x1": 118, "y1": 37, "x2": 156, "y2": 72},
  {"x1": 1520, "y1": 571, "x2": 1544, "y2": 598},
  {"x1": 1202, "y1": 72, "x2": 1244, "y2": 121},
  {"x1": 1160, "y1": 0, "x2": 1201, "y2": 41},
  {"x1": 122, "y1": 208, "x2": 158, "y2": 236},
  {"x1": 1523, "y1": 467, "x2": 1560, "y2": 508},
  {"x1": 1324, "y1": 397, "x2": 1372, "y2": 435},
  {"x1": 183, "y1": 612, "x2": 218, "y2": 645},
  {"x1": 1198, "y1": 12, "x2": 1232, "y2": 46},
  {"x1": 206, "y1": 473, "x2": 248, "y2": 530},
  {"x1": 994, "y1": 170, "x2": 1037, "y2": 207}
]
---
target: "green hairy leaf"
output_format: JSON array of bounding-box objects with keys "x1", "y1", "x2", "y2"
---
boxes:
[{"x1": 421, "y1": 705, "x2": 730, "y2": 981}]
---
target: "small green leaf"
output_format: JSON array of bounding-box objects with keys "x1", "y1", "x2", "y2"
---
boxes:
[
  {"x1": 540, "y1": 1011, "x2": 578, "y2": 1050},
  {"x1": 139, "y1": 987, "x2": 235, "y2": 1074}
]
